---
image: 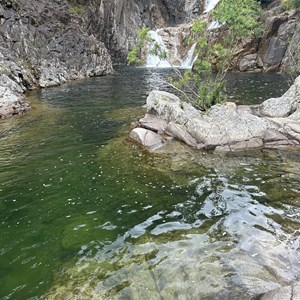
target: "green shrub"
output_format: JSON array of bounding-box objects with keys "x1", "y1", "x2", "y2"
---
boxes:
[{"x1": 283, "y1": 0, "x2": 300, "y2": 9}]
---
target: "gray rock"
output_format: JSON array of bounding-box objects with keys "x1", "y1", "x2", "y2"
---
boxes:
[
  {"x1": 263, "y1": 129, "x2": 288, "y2": 142},
  {"x1": 239, "y1": 54, "x2": 259, "y2": 72},
  {"x1": 257, "y1": 281, "x2": 300, "y2": 300},
  {"x1": 87, "y1": 0, "x2": 203, "y2": 63},
  {"x1": 0, "y1": 0, "x2": 113, "y2": 119},
  {"x1": 139, "y1": 114, "x2": 167, "y2": 133},
  {"x1": 130, "y1": 128, "x2": 164, "y2": 150},
  {"x1": 147, "y1": 90, "x2": 190, "y2": 125},
  {"x1": 187, "y1": 103, "x2": 269, "y2": 147},
  {"x1": 165, "y1": 121, "x2": 203, "y2": 148},
  {"x1": 215, "y1": 138, "x2": 263, "y2": 152},
  {"x1": 259, "y1": 75, "x2": 300, "y2": 118},
  {"x1": 135, "y1": 75, "x2": 300, "y2": 152}
]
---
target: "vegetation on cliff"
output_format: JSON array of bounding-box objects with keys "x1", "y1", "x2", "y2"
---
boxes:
[{"x1": 128, "y1": 0, "x2": 262, "y2": 111}]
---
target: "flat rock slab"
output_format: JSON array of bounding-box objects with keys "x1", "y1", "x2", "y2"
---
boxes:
[{"x1": 130, "y1": 128, "x2": 164, "y2": 151}]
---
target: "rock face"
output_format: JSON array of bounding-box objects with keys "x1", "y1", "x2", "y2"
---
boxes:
[
  {"x1": 0, "y1": 0, "x2": 113, "y2": 119},
  {"x1": 131, "y1": 75, "x2": 300, "y2": 152},
  {"x1": 87, "y1": 0, "x2": 204, "y2": 64},
  {"x1": 237, "y1": 2, "x2": 300, "y2": 73},
  {"x1": 256, "y1": 281, "x2": 300, "y2": 300}
]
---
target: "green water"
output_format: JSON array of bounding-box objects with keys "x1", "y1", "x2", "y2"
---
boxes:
[{"x1": 0, "y1": 68, "x2": 299, "y2": 299}]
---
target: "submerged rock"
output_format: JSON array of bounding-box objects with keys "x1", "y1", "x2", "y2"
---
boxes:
[{"x1": 131, "y1": 75, "x2": 300, "y2": 152}]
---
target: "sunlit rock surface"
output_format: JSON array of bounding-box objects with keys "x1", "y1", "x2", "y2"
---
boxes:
[{"x1": 131, "y1": 75, "x2": 300, "y2": 151}]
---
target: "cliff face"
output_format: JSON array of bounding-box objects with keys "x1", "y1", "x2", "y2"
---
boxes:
[
  {"x1": 233, "y1": 1, "x2": 300, "y2": 74},
  {"x1": 86, "y1": 0, "x2": 203, "y2": 63},
  {"x1": 0, "y1": 0, "x2": 113, "y2": 119}
]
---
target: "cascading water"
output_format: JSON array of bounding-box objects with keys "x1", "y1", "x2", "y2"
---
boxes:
[
  {"x1": 204, "y1": 0, "x2": 221, "y2": 13},
  {"x1": 146, "y1": 30, "x2": 196, "y2": 69},
  {"x1": 181, "y1": 43, "x2": 197, "y2": 68},
  {"x1": 145, "y1": 0, "x2": 221, "y2": 69},
  {"x1": 146, "y1": 30, "x2": 171, "y2": 68}
]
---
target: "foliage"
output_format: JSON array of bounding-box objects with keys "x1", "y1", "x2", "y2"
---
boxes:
[
  {"x1": 169, "y1": 19, "x2": 230, "y2": 110},
  {"x1": 282, "y1": 0, "x2": 300, "y2": 9},
  {"x1": 127, "y1": 27, "x2": 168, "y2": 65},
  {"x1": 127, "y1": 0, "x2": 262, "y2": 111},
  {"x1": 173, "y1": 0, "x2": 263, "y2": 111},
  {"x1": 213, "y1": 0, "x2": 262, "y2": 44}
]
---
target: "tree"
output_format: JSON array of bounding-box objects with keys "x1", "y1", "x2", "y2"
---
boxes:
[{"x1": 128, "y1": 0, "x2": 263, "y2": 111}]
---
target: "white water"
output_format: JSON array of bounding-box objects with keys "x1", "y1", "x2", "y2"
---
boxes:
[
  {"x1": 204, "y1": 0, "x2": 221, "y2": 13},
  {"x1": 146, "y1": 30, "x2": 172, "y2": 68},
  {"x1": 181, "y1": 43, "x2": 197, "y2": 69},
  {"x1": 146, "y1": 30, "x2": 196, "y2": 69},
  {"x1": 145, "y1": 0, "x2": 221, "y2": 68}
]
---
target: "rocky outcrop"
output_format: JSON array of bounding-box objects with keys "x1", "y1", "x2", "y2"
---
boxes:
[
  {"x1": 130, "y1": 75, "x2": 300, "y2": 152},
  {"x1": 0, "y1": 0, "x2": 113, "y2": 119},
  {"x1": 237, "y1": 2, "x2": 300, "y2": 73},
  {"x1": 86, "y1": 0, "x2": 204, "y2": 64}
]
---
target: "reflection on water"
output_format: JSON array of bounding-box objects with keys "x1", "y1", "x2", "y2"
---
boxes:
[
  {"x1": 46, "y1": 140, "x2": 300, "y2": 299},
  {"x1": 0, "y1": 67, "x2": 299, "y2": 299}
]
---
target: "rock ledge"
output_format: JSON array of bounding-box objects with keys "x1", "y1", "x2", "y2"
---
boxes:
[{"x1": 130, "y1": 75, "x2": 300, "y2": 152}]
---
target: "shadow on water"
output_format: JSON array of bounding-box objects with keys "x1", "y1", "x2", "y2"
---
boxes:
[{"x1": 0, "y1": 67, "x2": 299, "y2": 299}]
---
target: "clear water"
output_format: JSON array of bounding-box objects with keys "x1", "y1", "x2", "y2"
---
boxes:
[{"x1": 0, "y1": 68, "x2": 299, "y2": 299}]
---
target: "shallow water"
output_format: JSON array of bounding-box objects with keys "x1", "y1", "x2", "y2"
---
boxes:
[{"x1": 0, "y1": 68, "x2": 299, "y2": 299}]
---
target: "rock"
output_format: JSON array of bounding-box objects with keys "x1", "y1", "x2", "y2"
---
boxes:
[
  {"x1": 239, "y1": 54, "x2": 259, "y2": 72},
  {"x1": 0, "y1": 0, "x2": 113, "y2": 119},
  {"x1": 147, "y1": 90, "x2": 199, "y2": 125},
  {"x1": 132, "y1": 75, "x2": 300, "y2": 152},
  {"x1": 263, "y1": 129, "x2": 288, "y2": 142},
  {"x1": 263, "y1": 36, "x2": 287, "y2": 71},
  {"x1": 129, "y1": 128, "x2": 164, "y2": 150},
  {"x1": 165, "y1": 121, "x2": 203, "y2": 149},
  {"x1": 139, "y1": 114, "x2": 168, "y2": 133},
  {"x1": 259, "y1": 75, "x2": 300, "y2": 117},
  {"x1": 186, "y1": 103, "x2": 269, "y2": 147},
  {"x1": 256, "y1": 281, "x2": 300, "y2": 300},
  {"x1": 262, "y1": 7, "x2": 300, "y2": 73},
  {"x1": 87, "y1": 0, "x2": 202, "y2": 63},
  {"x1": 215, "y1": 138, "x2": 264, "y2": 152}
]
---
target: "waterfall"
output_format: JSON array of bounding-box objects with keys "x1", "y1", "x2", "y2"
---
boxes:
[
  {"x1": 146, "y1": 30, "x2": 171, "y2": 68},
  {"x1": 204, "y1": 0, "x2": 221, "y2": 13},
  {"x1": 145, "y1": 30, "x2": 197, "y2": 69},
  {"x1": 181, "y1": 43, "x2": 197, "y2": 69}
]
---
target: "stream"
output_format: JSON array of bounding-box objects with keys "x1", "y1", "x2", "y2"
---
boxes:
[{"x1": 0, "y1": 67, "x2": 300, "y2": 299}]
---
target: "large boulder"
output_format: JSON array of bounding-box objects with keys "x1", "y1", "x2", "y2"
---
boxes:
[
  {"x1": 131, "y1": 75, "x2": 300, "y2": 152},
  {"x1": 259, "y1": 75, "x2": 300, "y2": 117}
]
